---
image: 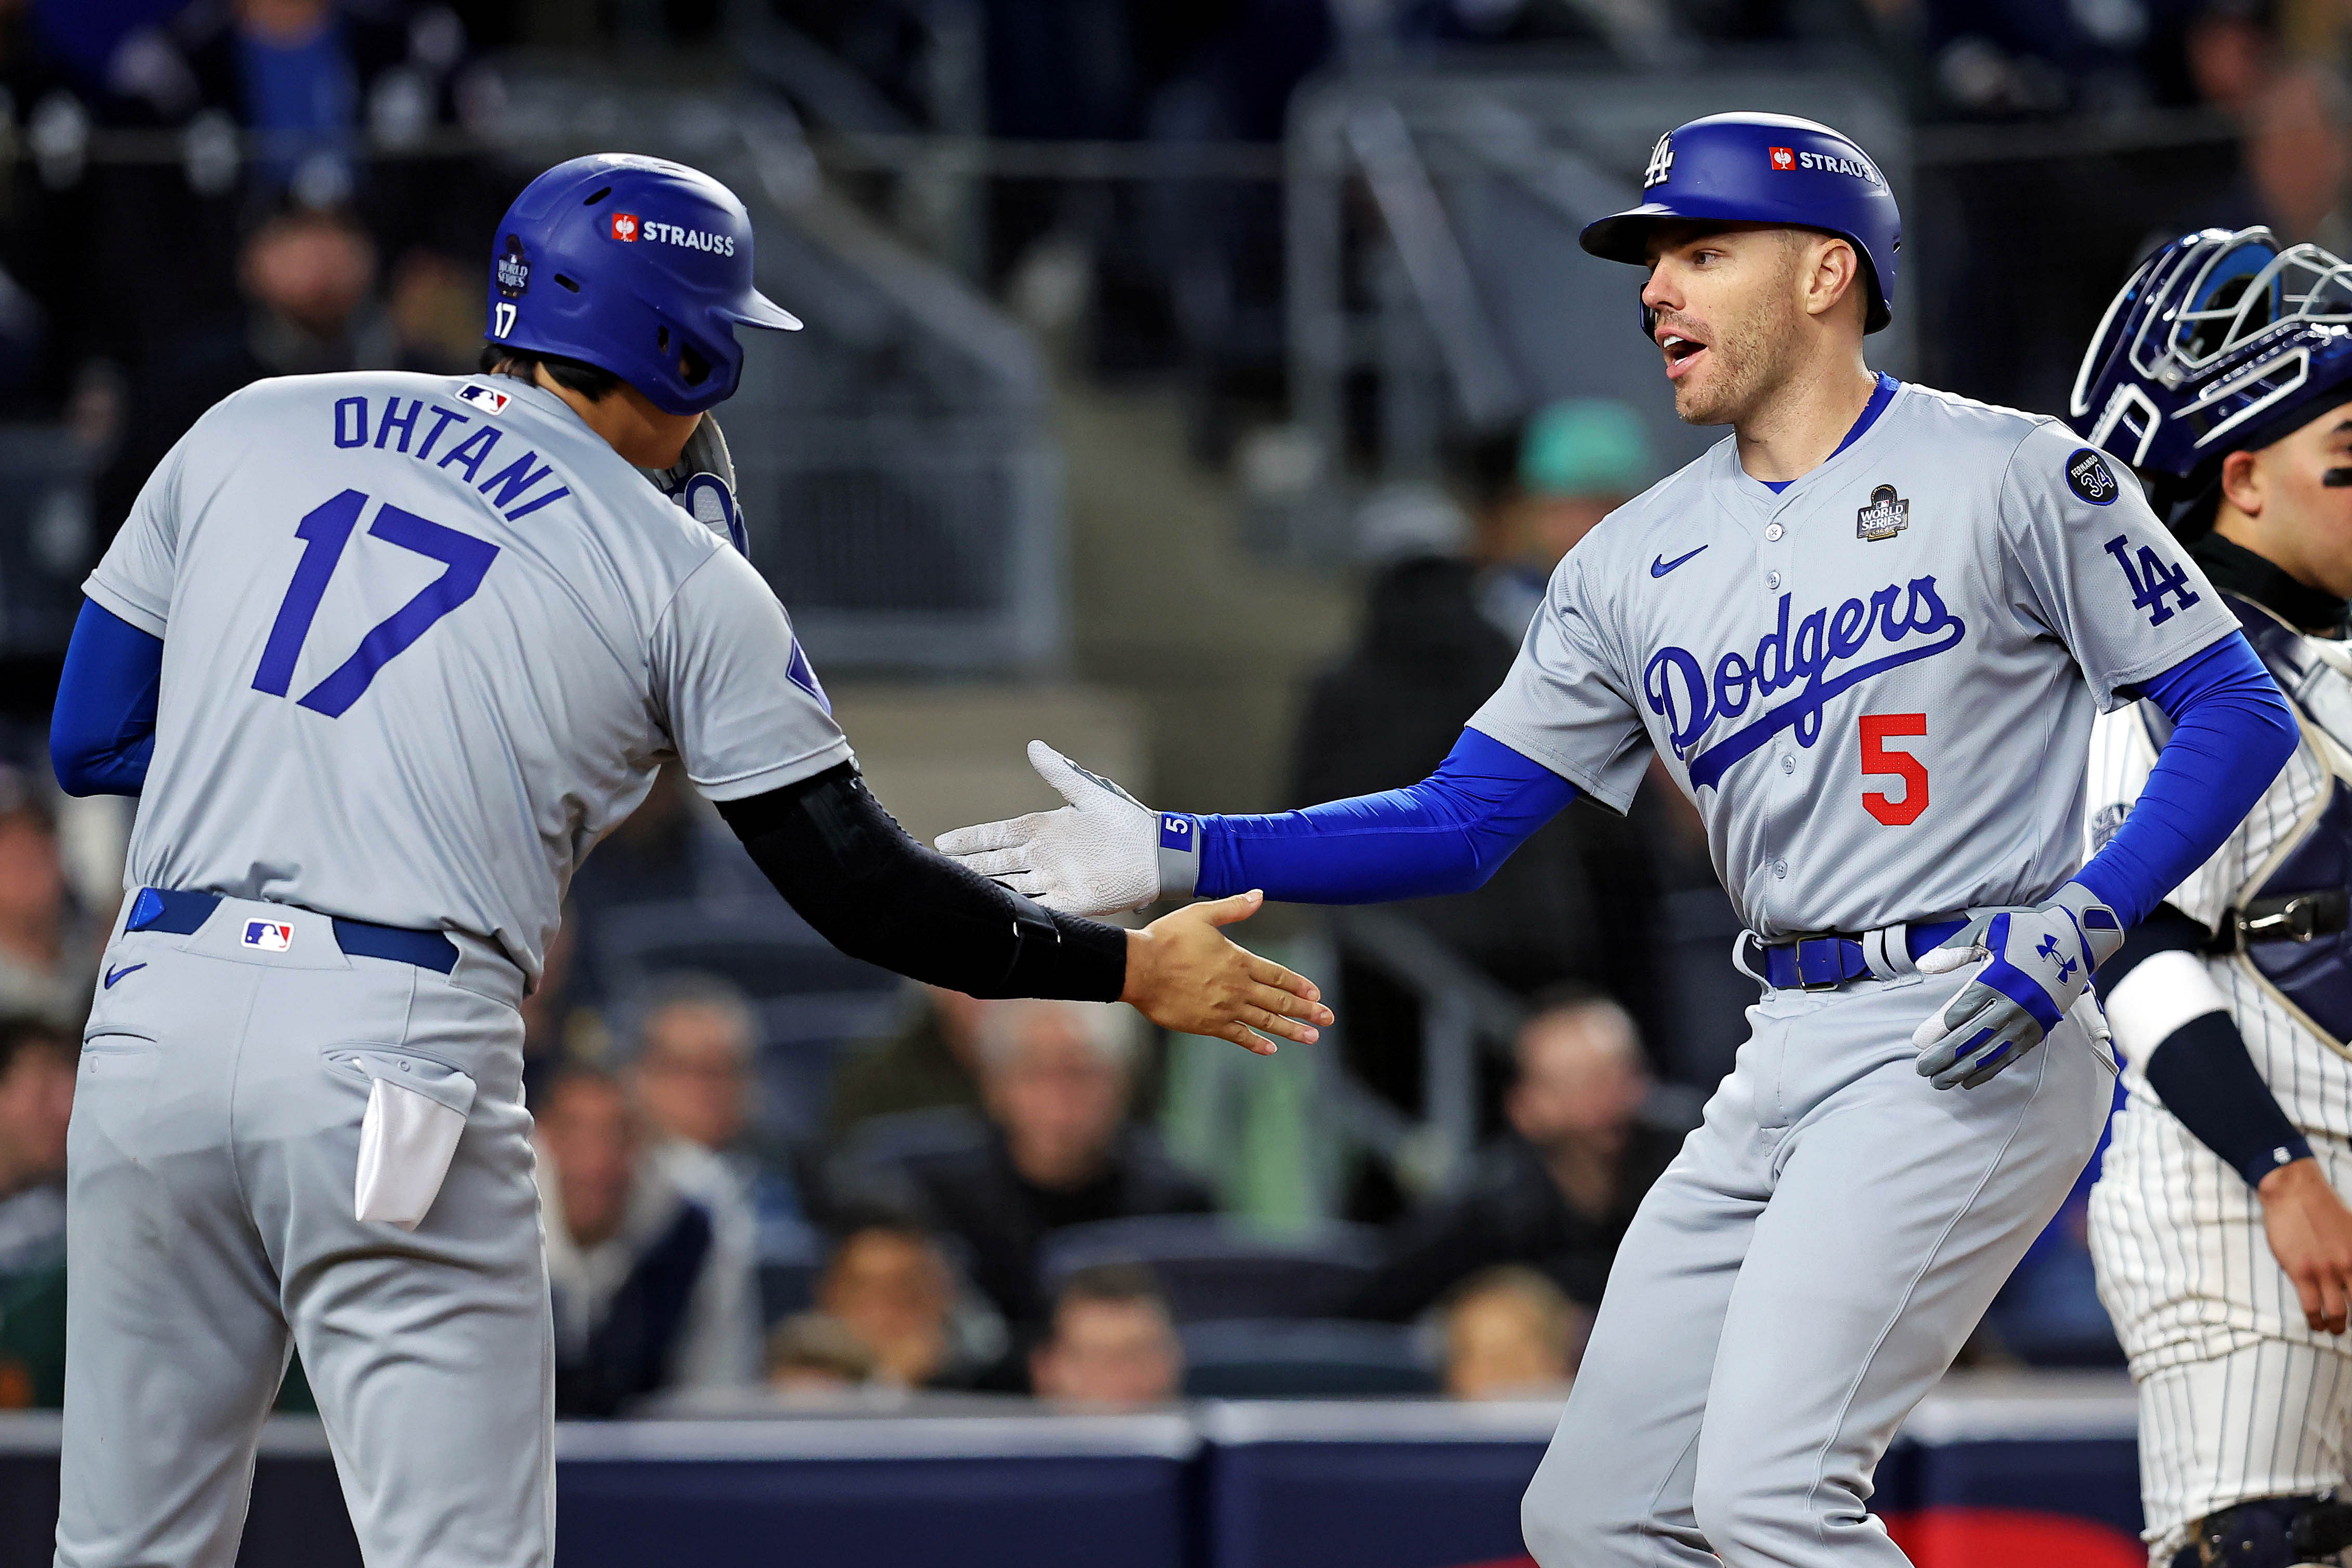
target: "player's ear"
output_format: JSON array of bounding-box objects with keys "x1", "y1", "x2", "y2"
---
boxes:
[
  {"x1": 2219, "y1": 448, "x2": 2266, "y2": 519},
  {"x1": 1804, "y1": 236, "x2": 1862, "y2": 326}
]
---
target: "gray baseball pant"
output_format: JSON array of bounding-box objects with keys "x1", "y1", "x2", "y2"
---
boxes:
[
  {"x1": 54, "y1": 897, "x2": 551, "y2": 1568},
  {"x1": 1522, "y1": 969, "x2": 2111, "y2": 1566}
]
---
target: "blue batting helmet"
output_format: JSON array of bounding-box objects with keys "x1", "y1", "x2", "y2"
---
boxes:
[
  {"x1": 484, "y1": 153, "x2": 802, "y2": 416},
  {"x1": 2070, "y1": 227, "x2": 2352, "y2": 511},
  {"x1": 1580, "y1": 112, "x2": 1901, "y2": 334}
]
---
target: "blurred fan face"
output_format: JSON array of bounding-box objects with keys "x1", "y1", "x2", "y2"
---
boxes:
[
  {"x1": 0, "y1": 1036, "x2": 74, "y2": 1187},
  {"x1": 632, "y1": 1002, "x2": 753, "y2": 1151},
  {"x1": 1031, "y1": 1297, "x2": 1180, "y2": 1409},
  {"x1": 1639, "y1": 224, "x2": 1813, "y2": 428},
  {"x1": 0, "y1": 813, "x2": 61, "y2": 932},
  {"x1": 987, "y1": 1016, "x2": 1128, "y2": 1187},
  {"x1": 241, "y1": 216, "x2": 378, "y2": 339},
  {"x1": 1507, "y1": 1011, "x2": 1647, "y2": 1151},
  {"x1": 235, "y1": 0, "x2": 331, "y2": 43},
  {"x1": 1444, "y1": 1287, "x2": 1571, "y2": 1400},
  {"x1": 819, "y1": 1231, "x2": 951, "y2": 1386},
  {"x1": 540, "y1": 1077, "x2": 638, "y2": 1248}
]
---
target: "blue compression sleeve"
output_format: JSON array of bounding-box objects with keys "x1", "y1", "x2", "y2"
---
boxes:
[
  {"x1": 2074, "y1": 632, "x2": 2295, "y2": 926},
  {"x1": 51, "y1": 598, "x2": 162, "y2": 797},
  {"x1": 1191, "y1": 727, "x2": 1578, "y2": 903}
]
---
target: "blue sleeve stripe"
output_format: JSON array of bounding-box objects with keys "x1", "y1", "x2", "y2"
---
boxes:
[{"x1": 1195, "y1": 727, "x2": 1578, "y2": 903}]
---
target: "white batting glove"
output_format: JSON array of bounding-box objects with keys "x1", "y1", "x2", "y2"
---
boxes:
[
  {"x1": 935, "y1": 741, "x2": 1191, "y2": 916},
  {"x1": 641, "y1": 414, "x2": 748, "y2": 558},
  {"x1": 1911, "y1": 881, "x2": 2124, "y2": 1091}
]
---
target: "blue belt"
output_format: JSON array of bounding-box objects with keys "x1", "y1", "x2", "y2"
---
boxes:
[
  {"x1": 1752, "y1": 918, "x2": 1968, "y2": 991},
  {"x1": 125, "y1": 888, "x2": 459, "y2": 974}
]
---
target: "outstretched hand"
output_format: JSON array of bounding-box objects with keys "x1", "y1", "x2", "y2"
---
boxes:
[
  {"x1": 937, "y1": 740, "x2": 1162, "y2": 916},
  {"x1": 1121, "y1": 890, "x2": 1331, "y2": 1055}
]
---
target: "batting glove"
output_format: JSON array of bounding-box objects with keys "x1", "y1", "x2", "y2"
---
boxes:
[
  {"x1": 1912, "y1": 881, "x2": 2123, "y2": 1091},
  {"x1": 642, "y1": 413, "x2": 749, "y2": 558},
  {"x1": 935, "y1": 741, "x2": 1169, "y2": 916}
]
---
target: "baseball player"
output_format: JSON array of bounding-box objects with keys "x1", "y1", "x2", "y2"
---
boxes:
[
  {"x1": 2074, "y1": 228, "x2": 2352, "y2": 1568},
  {"x1": 937, "y1": 113, "x2": 2299, "y2": 1566},
  {"x1": 40, "y1": 152, "x2": 1328, "y2": 1568}
]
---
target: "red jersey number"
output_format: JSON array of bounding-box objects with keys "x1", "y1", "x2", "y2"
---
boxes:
[{"x1": 1861, "y1": 713, "x2": 1929, "y2": 826}]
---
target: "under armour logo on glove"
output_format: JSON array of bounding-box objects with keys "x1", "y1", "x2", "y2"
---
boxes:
[{"x1": 1913, "y1": 882, "x2": 2122, "y2": 1091}]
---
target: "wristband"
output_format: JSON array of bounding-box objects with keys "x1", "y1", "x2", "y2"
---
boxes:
[{"x1": 1157, "y1": 813, "x2": 1201, "y2": 899}]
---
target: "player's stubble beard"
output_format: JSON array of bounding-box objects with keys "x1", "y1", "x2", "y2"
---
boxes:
[{"x1": 1667, "y1": 246, "x2": 1805, "y2": 430}]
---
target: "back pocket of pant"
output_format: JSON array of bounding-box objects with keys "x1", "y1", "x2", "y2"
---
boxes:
[{"x1": 325, "y1": 1050, "x2": 476, "y2": 1232}]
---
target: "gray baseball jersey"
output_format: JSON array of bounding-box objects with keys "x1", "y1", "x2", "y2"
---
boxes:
[
  {"x1": 1502, "y1": 381, "x2": 2243, "y2": 1568},
  {"x1": 1470, "y1": 382, "x2": 2240, "y2": 938},
  {"x1": 85, "y1": 370, "x2": 849, "y2": 985}
]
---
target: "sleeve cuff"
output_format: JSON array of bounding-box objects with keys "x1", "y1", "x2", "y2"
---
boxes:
[
  {"x1": 1156, "y1": 813, "x2": 1201, "y2": 899},
  {"x1": 81, "y1": 578, "x2": 167, "y2": 641}
]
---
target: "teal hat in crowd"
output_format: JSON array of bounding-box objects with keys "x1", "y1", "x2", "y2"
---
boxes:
[{"x1": 1518, "y1": 400, "x2": 1652, "y2": 499}]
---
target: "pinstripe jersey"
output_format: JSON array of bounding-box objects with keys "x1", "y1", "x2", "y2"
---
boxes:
[{"x1": 2086, "y1": 604, "x2": 2352, "y2": 1370}]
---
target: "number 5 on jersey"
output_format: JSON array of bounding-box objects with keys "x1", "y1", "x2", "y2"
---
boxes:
[
  {"x1": 1860, "y1": 713, "x2": 1928, "y2": 826},
  {"x1": 253, "y1": 489, "x2": 500, "y2": 718}
]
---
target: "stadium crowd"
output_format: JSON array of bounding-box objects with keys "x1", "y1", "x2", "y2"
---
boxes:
[{"x1": 0, "y1": 0, "x2": 2346, "y2": 1415}]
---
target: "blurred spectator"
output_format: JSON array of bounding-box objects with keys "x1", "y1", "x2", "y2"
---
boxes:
[
  {"x1": 631, "y1": 974, "x2": 760, "y2": 1155},
  {"x1": 1350, "y1": 992, "x2": 1682, "y2": 1321},
  {"x1": 625, "y1": 972, "x2": 824, "y2": 1286},
  {"x1": 96, "y1": 201, "x2": 391, "y2": 540},
  {"x1": 1922, "y1": 0, "x2": 2164, "y2": 117},
  {"x1": 2244, "y1": 62, "x2": 2352, "y2": 249},
  {"x1": 1441, "y1": 1265, "x2": 1584, "y2": 1401},
  {"x1": 827, "y1": 986, "x2": 989, "y2": 1145},
  {"x1": 835, "y1": 1000, "x2": 1212, "y2": 1334},
  {"x1": 536, "y1": 1067, "x2": 760, "y2": 1416},
  {"x1": 1472, "y1": 400, "x2": 1652, "y2": 637},
  {"x1": 95, "y1": 0, "x2": 486, "y2": 181},
  {"x1": 765, "y1": 1310, "x2": 878, "y2": 1395},
  {"x1": 387, "y1": 246, "x2": 485, "y2": 372},
  {"x1": 0, "y1": 769, "x2": 89, "y2": 1029},
  {"x1": 1029, "y1": 1262, "x2": 1182, "y2": 1408},
  {"x1": 0, "y1": 1014, "x2": 71, "y2": 1274},
  {"x1": 0, "y1": 1014, "x2": 74, "y2": 1408},
  {"x1": 1291, "y1": 405, "x2": 1661, "y2": 1173},
  {"x1": 813, "y1": 1216, "x2": 967, "y2": 1388},
  {"x1": 2181, "y1": 0, "x2": 2279, "y2": 115}
]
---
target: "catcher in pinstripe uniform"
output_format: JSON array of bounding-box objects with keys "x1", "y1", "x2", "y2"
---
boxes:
[{"x1": 2076, "y1": 229, "x2": 2352, "y2": 1567}]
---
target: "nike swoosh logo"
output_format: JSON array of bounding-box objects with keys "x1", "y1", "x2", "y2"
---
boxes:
[
  {"x1": 1651, "y1": 546, "x2": 1707, "y2": 578},
  {"x1": 103, "y1": 963, "x2": 147, "y2": 989}
]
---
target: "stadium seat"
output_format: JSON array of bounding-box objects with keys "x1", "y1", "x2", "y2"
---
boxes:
[
  {"x1": 1037, "y1": 1215, "x2": 1382, "y2": 1323},
  {"x1": 1180, "y1": 1319, "x2": 1438, "y2": 1398}
]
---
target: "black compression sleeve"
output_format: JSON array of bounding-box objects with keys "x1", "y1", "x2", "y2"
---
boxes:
[
  {"x1": 714, "y1": 763, "x2": 1127, "y2": 1002},
  {"x1": 2143, "y1": 1012, "x2": 2314, "y2": 1190},
  {"x1": 2096, "y1": 904, "x2": 2314, "y2": 1190}
]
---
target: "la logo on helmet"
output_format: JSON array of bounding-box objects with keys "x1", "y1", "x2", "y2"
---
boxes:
[
  {"x1": 1643, "y1": 134, "x2": 1675, "y2": 189},
  {"x1": 611, "y1": 213, "x2": 639, "y2": 242}
]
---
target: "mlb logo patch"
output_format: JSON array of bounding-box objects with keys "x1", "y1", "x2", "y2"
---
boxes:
[
  {"x1": 1769, "y1": 147, "x2": 1796, "y2": 171},
  {"x1": 242, "y1": 920, "x2": 294, "y2": 952},
  {"x1": 611, "y1": 213, "x2": 640, "y2": 242},
  {"x1": 456, "y1": 384, "x2": 510, "y2": 414}
]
